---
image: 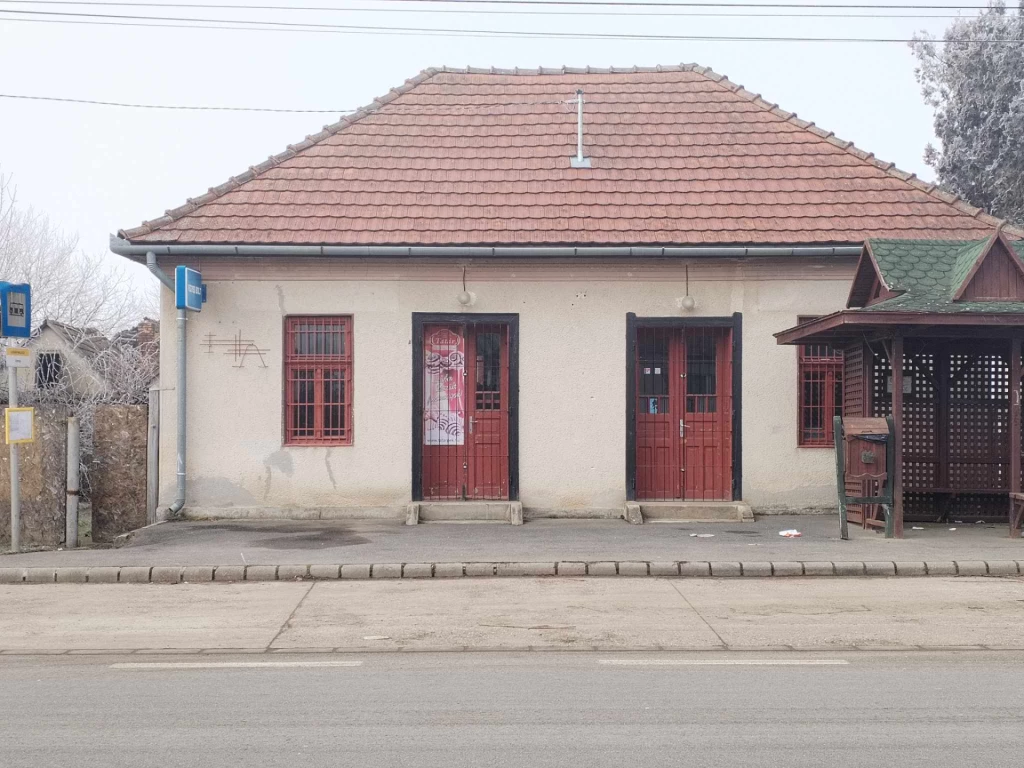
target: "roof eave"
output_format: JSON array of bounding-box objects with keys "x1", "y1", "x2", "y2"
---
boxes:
[
  {"x1": 109, "y1": 234, "x2": 865, "y2": 263},
  {"x1": 776, "y1": 309, "x2": 1024, "y2": 345}
]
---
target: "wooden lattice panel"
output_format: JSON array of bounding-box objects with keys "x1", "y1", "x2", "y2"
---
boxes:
[
  {"x1": 868, "y1": 346, "x2": 1015, "y2": 523},
  {"x1": 947, "y1": 353, "x2": 1009, "y2": 491},
  {"x1": 903, "y1": 353, "x2": 938, "y2": 491}
]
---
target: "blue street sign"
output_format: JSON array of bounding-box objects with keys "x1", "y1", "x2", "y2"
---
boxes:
[
  {"x1": 175, "y1": 266, "x2": 205, "y2": 312},
  {"x1": 0, "y1": 282, "x2": 31, "y2": 338}
]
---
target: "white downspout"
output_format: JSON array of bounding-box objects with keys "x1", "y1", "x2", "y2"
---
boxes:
[{"x1": 146, "y1": 251, "x2": 186, "y2": 517}]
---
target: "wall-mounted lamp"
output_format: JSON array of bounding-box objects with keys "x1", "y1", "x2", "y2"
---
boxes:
[
  {"x1": 457, "y1": 266, "x2": 476, "y2": 307},
  {"x1": 678, "y1": 265, "x2": 696, "y2": 311}
]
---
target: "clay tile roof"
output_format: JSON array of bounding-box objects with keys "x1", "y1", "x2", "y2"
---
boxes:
[{"x1": 119, "y1": 64, "x2": 1017, "y2": 248}]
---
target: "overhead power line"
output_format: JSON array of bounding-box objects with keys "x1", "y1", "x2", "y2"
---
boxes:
[
  {"x1": 0, "y1": 93, "x2": 356, "y2": 112},
  {"x1": 0, "y1": 0, "x2": 995, "y2": 17},
  {"x1": 0, "y1": 7, "x2": 1018, "y2": 41},
  {"x1": 0, "y1": 92, "x2": 577, "y2": 113},
  {"x1": 0, "y1": 0, "x2": 1010, "y2": 10}
]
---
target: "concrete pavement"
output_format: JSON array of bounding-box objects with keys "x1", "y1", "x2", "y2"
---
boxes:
[
  {"x1": 3, "y1": 650, "x2": 1023, "y2": 768},
  {"x1": 3, "y1": 576, "x2": 1024, "y2": 653},
  {"x1": 2, "y1": 516, "x2": 1022, "y2": 581}
]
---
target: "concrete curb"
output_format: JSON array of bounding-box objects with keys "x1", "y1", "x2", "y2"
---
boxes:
[{"x1": 0, "y1": 560, "x2": 1021, "y2": 584}]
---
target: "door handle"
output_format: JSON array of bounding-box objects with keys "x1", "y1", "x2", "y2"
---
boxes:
[
  {"x1": 679, "y1": 419, "x2": 686, "y2": 438},
  {"x1": 469, "y1": 416, "x2": 475, "y2": 434}
]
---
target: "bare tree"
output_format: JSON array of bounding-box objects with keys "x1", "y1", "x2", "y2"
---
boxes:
[{"x1": 0, "y1": 169, "x2": 154, "y2": 334}]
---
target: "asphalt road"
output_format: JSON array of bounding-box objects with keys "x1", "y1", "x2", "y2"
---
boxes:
[{"x1": 3, "y1": 651, "x2": 1022, "y2": 768}]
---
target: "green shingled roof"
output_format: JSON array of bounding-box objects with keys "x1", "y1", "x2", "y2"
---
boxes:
[{"x1": 861, "y1": 237, "x2": 1024, "y2": 313}]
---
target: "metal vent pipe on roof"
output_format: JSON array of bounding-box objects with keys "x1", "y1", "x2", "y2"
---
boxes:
[{"x1": 571, "y1": 89, "x2": 591, "y2": 169}]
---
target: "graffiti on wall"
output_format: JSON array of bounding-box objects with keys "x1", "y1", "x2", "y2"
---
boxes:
[{"x1": 203, "y1": 331, "x2": 270, "y2": 368}]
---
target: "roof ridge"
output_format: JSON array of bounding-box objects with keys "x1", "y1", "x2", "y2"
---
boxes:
[
  {"x1": 119, "y1": 67, "x2": 445, "y2": 239},
  {"x1": 690, "y1": 66, "x2": 1024, "y2": 239}
]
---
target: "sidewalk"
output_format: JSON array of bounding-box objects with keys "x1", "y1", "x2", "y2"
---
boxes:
[{"x1": 1, "y1": 515, "x2": 1021, "y2": 578}]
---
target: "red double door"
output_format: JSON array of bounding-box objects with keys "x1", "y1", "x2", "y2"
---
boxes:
[
  {"x1": 635, "y1": 326, "x2": 734, "y2": 501},
  {"x1": 422, "y1": 323, "x2": 510, "y2": 500}
]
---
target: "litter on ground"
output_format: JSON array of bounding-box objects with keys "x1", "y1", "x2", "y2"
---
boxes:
[
  {"x1": 689, "y1": 533, "x2": 715, "y2": 538},
  {"x1": 778, "y1": 529, "x2": 802, "y2": 538}
]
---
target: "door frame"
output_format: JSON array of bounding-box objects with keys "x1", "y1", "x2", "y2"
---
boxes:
[
  {"x1": 412, "y1": 313, "x2": 520, "y2": 501},
  {"x1": 625, "y1": 313, "x2": 743, "y2": 501}
]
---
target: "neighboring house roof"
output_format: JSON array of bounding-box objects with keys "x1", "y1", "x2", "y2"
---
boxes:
[
  {"x1": 119, "y1": 65, "x2": 1012, "y2": 249},
  {"x1": 34, "y1": 320, "x2": 110, "y2": 358},
  {"x1": 854, "y1": 233, "x2": 1024, "y2": 313},
  {"x1": 112, "y1": 318, "x2": 160, "y2": 350}
]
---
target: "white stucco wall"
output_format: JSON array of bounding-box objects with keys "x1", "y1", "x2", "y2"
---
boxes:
[{"x1": 155, "y1": 257, "x2": 854, "y2": 519}]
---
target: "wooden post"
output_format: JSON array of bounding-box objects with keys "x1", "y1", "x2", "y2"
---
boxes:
[
  {"x1": 891, "y1": 335, "x2": 905, "y2": 538},
  {"x1": 834, "y1": 415, "x2": 848, "y2": 540},
  {"x1": 935, "y1": 348, "x2": 950, "y2": 524},
  {"x1": 1010, "y1": 337, "x2": 1022, "y2": 536}
]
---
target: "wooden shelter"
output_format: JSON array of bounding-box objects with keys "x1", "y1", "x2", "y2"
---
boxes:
[{"x1": 777, "y1": 229, "x2": 1024, "y2": 537}]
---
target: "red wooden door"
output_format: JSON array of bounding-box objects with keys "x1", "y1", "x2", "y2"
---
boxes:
[
  {"x1": 467, "y1": 326, "x2": 510, "y2": 499},
  {"x1": 636, "y1": 328, "x2": 683, "y2": 500},
  {"x1": 423, "y1": 323, "x2": 510, "y2": 500},
  {"x1": 681, "y1": 328, "x2": 733, "y2": 501},
  {"x1": 635, "y1": 326, "x2": 732, "y2": 501}
]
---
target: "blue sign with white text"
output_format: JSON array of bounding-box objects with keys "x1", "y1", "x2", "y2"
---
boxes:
[
  {"x1": 175, "y1": 266, "x2": 205, "y2": 312},
  {"x1": 0, "y1": 282, "x2": 31, "y2": 338}
]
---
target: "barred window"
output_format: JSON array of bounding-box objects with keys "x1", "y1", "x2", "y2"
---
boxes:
[
  {"x1": 36, "y1": 353, "x2": 64, "y2": 389},
  {"x1": 798, "y1": 316, "x2": 843, "y2": 447},
  {"x1": 284, "y1": 316, "x2": 352, "y2": 446}
]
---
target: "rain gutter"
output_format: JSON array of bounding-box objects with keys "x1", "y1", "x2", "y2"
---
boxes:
[{"x1": 112, "y1": 236, "x2": 864, "y2": 260}]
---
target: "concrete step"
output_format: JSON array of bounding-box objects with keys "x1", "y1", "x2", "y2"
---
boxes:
[
  {"x1": 409, "y1": 502, "x2": 523, "y2": 525},
  {"x1": 625, "y1": 501, "x2": 753, "y2": 524}
]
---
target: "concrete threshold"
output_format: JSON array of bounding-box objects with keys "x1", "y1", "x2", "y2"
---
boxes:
[
  {"x1": 0, "y1": 560, "x2": 1020, "y2": 584},
  {"x1": 408, "y1": 502, "x2": 524, "y2": 525},
  {"x1": 624, "y1": 500, "x2": 754, "y2": 524}
]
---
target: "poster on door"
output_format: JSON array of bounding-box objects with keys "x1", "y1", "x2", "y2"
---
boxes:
[{"x1": 424, "y1": 327, "x2": 465, "y2": 445}]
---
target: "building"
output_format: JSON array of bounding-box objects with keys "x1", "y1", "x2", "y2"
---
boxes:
[
  {"x1": 7, "y1": 318, "x2": 160, "y2": 404},
  {"x1": 110, "y1": 65, "x2": 1012, "y2": 522},
  {"x1": 777, "y1": 230, "x2": 1024, "y2": 536},
  {"x1": 23, "y1": 320, "x2": 113, "y2": 400}
]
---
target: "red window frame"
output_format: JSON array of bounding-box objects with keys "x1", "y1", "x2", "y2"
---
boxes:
[
  {"x1": 284, "y1": 316, "x2": 353, "y2": 446},
  {"x1": 797, "y1": 315, "x2": 843, "y2": 447}
]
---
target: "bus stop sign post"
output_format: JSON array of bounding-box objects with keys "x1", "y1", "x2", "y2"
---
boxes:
[{"x1": 1, "y1": 282, "x2": 32, "y2": 553}]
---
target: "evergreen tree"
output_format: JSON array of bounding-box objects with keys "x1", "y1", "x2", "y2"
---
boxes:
[{"x1": 912, "y1": 2, "x2": 1024, "y2": 221}]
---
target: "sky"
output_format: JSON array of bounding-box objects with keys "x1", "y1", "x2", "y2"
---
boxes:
[{"x1": 0, "y1": 0, "x2": 978, "y2": 296}]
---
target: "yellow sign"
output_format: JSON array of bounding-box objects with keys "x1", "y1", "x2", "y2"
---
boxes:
[
  {"x1": 4, "y1": 347, "x2": 31, "y2": 369},
  {"x1": 5, "y1": 407, "x2": 34, "y2": 444}
]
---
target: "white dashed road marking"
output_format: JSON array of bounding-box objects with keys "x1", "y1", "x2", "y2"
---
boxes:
[
  {"x1": 598, "y1": 659, "x2": 849, "y2": 666},
  {"x1": 111, "y1": 661, "x2": 364, "y2": 670}
]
